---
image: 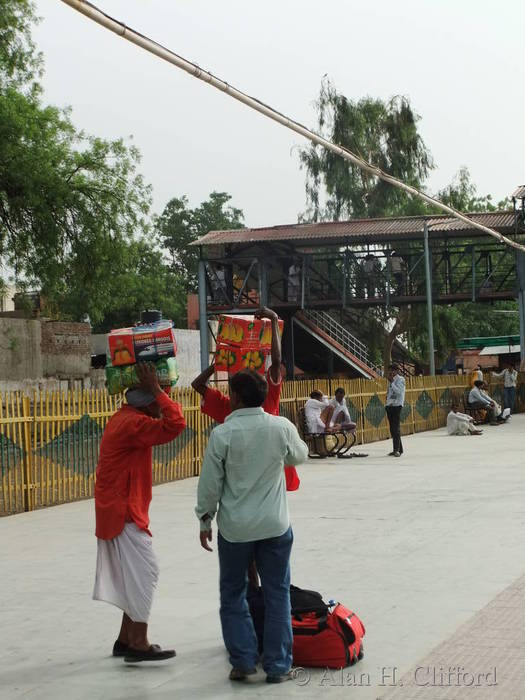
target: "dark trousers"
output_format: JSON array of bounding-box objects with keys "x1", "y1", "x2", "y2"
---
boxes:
[
  {"x1": 504, "y1": 387, "x2": 516, "y2": 412},
  {"x1": 385, "y1": 405, "x2": 403, "y2": 453}
]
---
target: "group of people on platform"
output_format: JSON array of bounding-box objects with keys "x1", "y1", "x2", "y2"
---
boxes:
[
  {"x1": 90, "y1": 304, "x2": 520, "y2": 683},
  {"x1": 303, "y1": 363, "x2": 406, "y2": 458},
  {"x1": 92, "y1": 307, "x2": 306, "y2": 683},
  {"x1": 446, "y1": 362, "x2": 518, "y2": 436}
]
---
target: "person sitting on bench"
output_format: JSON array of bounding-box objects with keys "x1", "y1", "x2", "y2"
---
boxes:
[
  {"x1": 329, "y1": 388, "x2": 357, "y2": 431},
  {"x1": 304, "y1": 391, "x2": 340, "y2": 434},
  {"x1": 468, "y1": 380, "x2": 500, "y2": 425}
]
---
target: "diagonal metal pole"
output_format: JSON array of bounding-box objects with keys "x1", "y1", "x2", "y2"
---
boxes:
[
  {"x1": 423, "y1": 223, "x2": 435, "y2": 375},
  {"x1": 198, "y1": 259, "x2": 210, "y2": 370},
  {"x1": 60, "y1": 0, "x2": 525, "y2": 253}
]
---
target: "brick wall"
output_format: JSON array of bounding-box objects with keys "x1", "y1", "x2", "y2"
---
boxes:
[{"x1": 41, "y1": 321, "x2": 91, "y2": 377}]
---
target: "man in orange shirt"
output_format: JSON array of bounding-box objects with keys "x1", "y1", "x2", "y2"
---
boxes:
[
  {"x1": 192, "y1": 307, "x2": 300, "y2": 491},
  {"x1": 93, "y1": 363, "x2": 186, "y2": 663}
]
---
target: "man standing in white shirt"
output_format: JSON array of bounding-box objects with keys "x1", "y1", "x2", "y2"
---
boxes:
[
  {"x1": 446, "y1": 402, "x2": 483, "y2": 436},
  {"x1": 329, "y1": 388, "x2": 357, "y2": 431},
  {"x1": 492, "y1": 362, "x2": 518, "y2": 415},
  {"x1": 385, "y1": 364, "x2": 406, "y2": 457}
]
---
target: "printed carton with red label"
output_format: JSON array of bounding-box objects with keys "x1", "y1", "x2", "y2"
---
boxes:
[
  {"x1": 214, "y1": 315, "x2": 283, "y2": 376},
  {"x1": 105, "y1": 320, "x2": 178, "y2": 395}
]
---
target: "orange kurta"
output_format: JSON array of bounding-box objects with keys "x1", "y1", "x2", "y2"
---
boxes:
[{"x1": 95, "y1": 392, "x2": 186, "y2": 540}]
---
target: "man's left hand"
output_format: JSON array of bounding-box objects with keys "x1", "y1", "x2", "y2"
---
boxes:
[{"x1": 200, "y1": 529, "x2": 213, "y2": 552}]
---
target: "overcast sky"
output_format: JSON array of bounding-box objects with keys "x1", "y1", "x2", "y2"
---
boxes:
[{"x1": 34, "y1": 0, "x2": 524, "y2": 228}]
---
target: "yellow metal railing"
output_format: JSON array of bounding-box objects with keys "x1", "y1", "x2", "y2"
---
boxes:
[{"x1": 1, "y1": 374, "x2": 523, "y2": 516}]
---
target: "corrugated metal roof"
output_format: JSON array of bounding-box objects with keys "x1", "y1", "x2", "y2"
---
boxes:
[
  {"x1": 479, "y1": 345, "x2": 520, "y2": 355},
  {"x1": 193, "y1": 211, "x2": 518, "y2": 246},
  {"x1": 512, "y1": 185, "x2": 525, "y2": 198}
]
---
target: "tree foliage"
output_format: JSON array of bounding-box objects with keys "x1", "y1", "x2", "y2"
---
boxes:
[
  {"x1": 299, "y1": 77, "x2": 433, "y2": 222},
  {"x1": 0, "y1": 0, "x2": 189, "y2": 329},
  {"x1": 156, "y1": 191, "x2": 244, "y2": 291},
  {"x1": 436, "y1": 166, "x2": 509, "y2": 213},
  {"x1": 300, "y1": 78, "x2": 518, "y2": 368},
  {"x1": 0, "y1": 0, "x2": 42, "y2": 90}
]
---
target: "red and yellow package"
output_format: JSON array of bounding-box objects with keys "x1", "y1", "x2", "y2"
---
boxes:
[
  {"x1": 215, "y1": 314, "x2": 281, "y2": 376},
  {"x1": 241, "y1": 349, "x2": 267, "y2": 374},
  {"x1": 214, "y1": 344, "x2": 239, "y2": 372},
  {"x1": 217, "y1": 315, "x2": 261, "y2": 349},
  {"x1": 258, "y1": 319, "x2": 284, "y2": 349},
  {"x1": 214, "y1": 344, "x2": 268, "y2": 375},
  {"x1": 108, "y1": 330, "x2": 136, "y2": 367}
]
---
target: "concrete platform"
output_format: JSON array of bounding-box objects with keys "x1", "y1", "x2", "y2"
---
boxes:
[{"x1": 2, "y1": 415, "x2": 525, "y2": 699}]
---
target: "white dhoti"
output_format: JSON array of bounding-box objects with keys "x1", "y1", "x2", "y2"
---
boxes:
[
  {"x1": 93, "y1": 522, "x2": 159, "y2": 623},
  {"x1": 447, "y1": 410, "x2": 477, "y2": 436}
]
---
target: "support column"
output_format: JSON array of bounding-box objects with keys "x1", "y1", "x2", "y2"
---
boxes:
[
  {"x1": 517, "y1": 252, "x2": 525, "y2": 363},
  {"x1": 283, "y1": 315, "x2": 295, "y2": 379},
  {"x1": 327, "y1": 347, "x2": 334, "y2": 378},
  {"x1": 259, "y1": 258, "x2": 269, "y2": 307},
  {"x1": 301, "y1": 255, "x2": 306, "y2": 309},
  {"x1": 423, "y1": 223, "x2": 435, "y2": 376},
  {"x1": 519, "y1": 291, "x2": 525, "y2": 364},
  {"x1": 342, "y1": 249, "x2": 348, "y2": 308},
  {"x1": 471, "y1": 245, "x2": 476, "y2": 302},
  {"x1": 385, "y1": 244, "x2": 390, "y2": 310},
  {"x1": 198, "y1": 259, "x2": 209, "y2": 371}
]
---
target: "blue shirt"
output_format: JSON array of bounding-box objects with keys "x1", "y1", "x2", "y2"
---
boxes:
[{"x1": 195, "y1": 407, "x2": 308, "y2": 543}]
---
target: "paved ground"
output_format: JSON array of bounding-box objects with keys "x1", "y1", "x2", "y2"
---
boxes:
[{"x1": 2, "y1": 415, "x2": 525, "y2": 700}]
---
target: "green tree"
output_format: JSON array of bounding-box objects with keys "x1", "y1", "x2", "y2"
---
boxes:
[
  {"x1": 299, "y1": 77, "x2": 433, "y2": 222},
  {"x1": 419, "y1": 168, "x2": 517, "y2": 365},
  {"x1": 0, "y1": 0, "x2": 42, "y2": 90},
  {"x1": 300, "y1": 79, "x2": 435, "y2": 366},
  {"x1": 156, "y1": 191, "x2": 244, "y2": 291},
  {"x1": 0, "y1": 0, "x2": 188, "y2": 328},
  {"x1": 299, "y1": 79, "x2": 517, "y2": 370},
  {"x1": 436, "y1": 166, "x2": 508, "y2": 213},
  {"x1": 82, "y1": 241, "x2": 187, "y2": 333}
]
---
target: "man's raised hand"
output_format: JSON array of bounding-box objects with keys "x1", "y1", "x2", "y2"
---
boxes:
[
  {"x1": 136, "y1": 362, "x2": 162, "y2": 396},
  {"x1": 254, "y1": 306, "x2": 278, "y2": 322}
]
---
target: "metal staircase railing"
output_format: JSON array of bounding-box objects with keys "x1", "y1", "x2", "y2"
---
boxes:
[{"x1": 301, "y1": 309, "x2": 383, "y2": 376}]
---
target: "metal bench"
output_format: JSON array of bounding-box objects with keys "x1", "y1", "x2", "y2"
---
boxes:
[{"x1": 298, "y1": 407, "x2": 366, "y2": 459}]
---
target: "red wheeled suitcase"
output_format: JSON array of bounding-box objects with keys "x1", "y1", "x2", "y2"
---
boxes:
[{"x1": 292, "y1": 603, "x2": 365, "y2": 668}]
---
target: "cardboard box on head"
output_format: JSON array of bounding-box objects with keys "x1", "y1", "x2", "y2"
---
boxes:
[
  {"x1": 108, "y1": 320, "x2": 177, "y2": 367},
  {"x1": 215, "y1": 314, "x2": 283, "y2": 376},
  {"x1": 217, "y1": 315, "x2": 283, "y2": 350},
  {"x1": 105, "y1": 318, "x2": 179, "y2": 394}
]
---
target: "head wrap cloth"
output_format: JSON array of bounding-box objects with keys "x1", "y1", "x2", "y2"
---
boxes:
[{"x1": 126, "y1": 388, "x2": 157, "y2": 408}]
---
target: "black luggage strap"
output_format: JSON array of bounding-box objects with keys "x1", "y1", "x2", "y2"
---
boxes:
[{"x1": 292, "y1": 614, "x2": 328, "y2": 634}]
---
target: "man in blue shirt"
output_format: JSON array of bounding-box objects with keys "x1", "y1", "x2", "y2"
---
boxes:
[
  {"x1": 196, "y1": 370, "x2": 308, "y2": 684},
  {"x1": 385, "y1": 363, "x2": 406, "y2": 457}
]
